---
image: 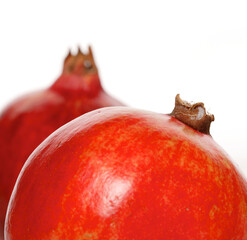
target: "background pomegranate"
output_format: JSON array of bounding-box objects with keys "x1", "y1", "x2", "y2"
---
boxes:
[
  {"x1": 0, "y1": 47, "x2": 124, "y2": 239},
  {"x1": 5, "y1": 95, "x2": 247, "y2": 239}
]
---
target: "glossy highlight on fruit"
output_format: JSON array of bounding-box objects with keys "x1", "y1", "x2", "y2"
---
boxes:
[
  {"x1": 5, "y1": 96, "x2": 247, "y2": 239},
  {"x1": 0, "y1": 47, "x2": 124, "y2": 238}
]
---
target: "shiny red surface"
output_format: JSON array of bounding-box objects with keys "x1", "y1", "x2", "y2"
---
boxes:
[
  {"x1": 0, "y1": 64, "x2": 124, "y2": 238},
  {"x1": 5, "y1": 107, "x2": 247, "y2": 239}
]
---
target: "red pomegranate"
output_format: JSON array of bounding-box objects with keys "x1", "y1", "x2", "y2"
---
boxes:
[
  {"x1": 5, "y1": 95, "x2": 247, "y2": 239},
  {"x1": 0, "y1": 47, "x2": 124, "y2": 239}
]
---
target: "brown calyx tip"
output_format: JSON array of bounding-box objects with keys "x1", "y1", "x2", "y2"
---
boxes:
[
  {"x1": 63, "y1": 46, "x2": 98, "y2": 75},
  {"x1": 64, "y1": 50, "x2": 72, "y2": 62},
  {"x1": 77, "y1": 46, "x2": 84, "y2": 55},
  {"x1": 170, "y1": 94, "x2": 214, "y2": 135},
  {"x1": 88, "y1": 45, "x2": 93, "y2": 57}
]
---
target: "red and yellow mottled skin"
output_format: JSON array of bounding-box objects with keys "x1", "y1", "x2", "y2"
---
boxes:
[
  {"x1": 0, "y1": 48, "x2": 124, "y2": 239},
  {"x1": 5, "y1": 107, "x2": 247, "y2": 239}
]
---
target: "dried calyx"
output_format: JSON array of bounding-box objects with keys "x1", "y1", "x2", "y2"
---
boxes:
[
  {"x1": 170, "y1": 94, "x2": 214, "y2": 135},
  {"x1": 63, "y1": 46, "x2": 98, "y2": 75}
]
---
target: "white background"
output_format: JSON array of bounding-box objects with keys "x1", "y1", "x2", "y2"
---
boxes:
[{"x1": 0, "y1": 1, "x2": 247, "y2": 176}]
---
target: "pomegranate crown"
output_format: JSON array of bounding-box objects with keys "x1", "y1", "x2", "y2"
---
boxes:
[
  {"x1": 170, "y1": 94, "x2": 215, "y2": 135},
  {"x1": 63, "y1": 46, "x2": 98, "y2": 75}
]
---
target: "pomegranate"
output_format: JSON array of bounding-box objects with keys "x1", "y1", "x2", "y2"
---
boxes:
[
  {"x1": 0, "y1": 47, "x2": 124, "y2": 238},
  {"x1": 4, "y1": 95, "x2": 247, "y2": 239}
]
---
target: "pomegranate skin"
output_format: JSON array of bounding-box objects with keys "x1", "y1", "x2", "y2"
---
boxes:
[
  {"x1": 5, "y1": 107, "x2": 247, "y2": 240},
  {"x1": 0, "y1": 48, "x2": 124, "y2": 238}
]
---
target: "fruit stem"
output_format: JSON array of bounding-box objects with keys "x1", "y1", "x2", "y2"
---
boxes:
[{"x1": 170, "y1": 94, "x2": 214, "y2": 135}]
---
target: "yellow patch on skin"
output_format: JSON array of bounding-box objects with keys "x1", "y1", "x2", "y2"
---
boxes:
[
  {"x1": 237, "y1": 196, "x2": 247, "y2": 237},
  {"x1": 82, "y1": 232, "x2": 98, "y2": 239},
  {"x1": 213, "y1": 176, "x2": 221, "y2": 186},
  {"x1": 218, "y1": 191, "x2": 234, "y2": 217},
  {"x1": 221, "y1": 157, "x2": 232, "y2": 170},
  {"x1": 162, "y1": 195, "x2": 170, "y2": 205},
  {"x1": 209, "y1": 205, "x2": 219, "y2": 220},
  {"x1": 48, "y1": 222, "x2": 64, "y2": 240},
  {"x1": 49, "y1": 221, "x2": 103, "y2": 240},
  {"x1": 108, "y1": 221, "x2": 120, "y2": 240}
]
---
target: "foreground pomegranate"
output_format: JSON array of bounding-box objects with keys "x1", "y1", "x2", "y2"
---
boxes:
[
  {"x1": 0, "y1": 47, "x2": 124, "y2": 238},
  {"x1": 5, "y1": 95, "x2": 247, "y2": 239}
]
